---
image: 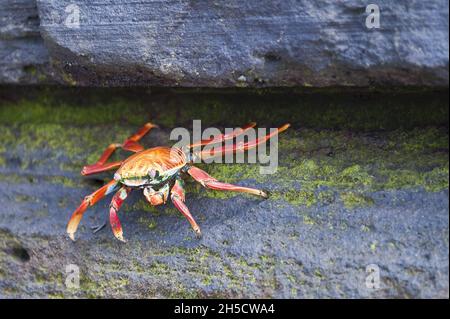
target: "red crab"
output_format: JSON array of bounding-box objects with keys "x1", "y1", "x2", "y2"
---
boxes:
[{"x1": 67, "y1": 122, "x2": 290, "y2": 241}]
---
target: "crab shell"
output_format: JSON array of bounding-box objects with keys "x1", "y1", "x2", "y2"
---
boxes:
[{"x1": 114, "y1": 146, "x2": 186, "y2": 187}]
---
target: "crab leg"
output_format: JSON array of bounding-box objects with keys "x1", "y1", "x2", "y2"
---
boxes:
[
  {"x1": 81, "y1": 122, "x2": 158, "y2": 176},
  {"x1": 170, "y1": 179, "x2": 202, "y2": 237},
  {"x1": 81, "y1": 159, "x2": 123, "y2": 176},
  {"x1": 109, "y1": 186, "x2": 132, "y2": 242},
  {"x1": 196, "y1": 123, "x2": 290, "y2": 160},
  {"x1": 187, "y1": 166, "x2": 268, "y2": 198},
  {"x1": 188, "y1": 122, "x2": 256, "y2": 148},
  {"x1": 67, "y1": 180, "x2": 119, "y2": 240}
]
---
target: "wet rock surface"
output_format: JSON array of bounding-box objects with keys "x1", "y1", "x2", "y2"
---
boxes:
[
  {"x1": 1, "y1": 0, "x2": 449, "y2": 86},
  {"x1": 0, "y1": 87, "x2": 448, "y2": 298}
]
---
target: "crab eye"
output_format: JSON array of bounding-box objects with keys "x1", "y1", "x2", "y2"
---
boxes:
[{"x1": 148, "y1": 169, "x2": 160, "y2": 179}]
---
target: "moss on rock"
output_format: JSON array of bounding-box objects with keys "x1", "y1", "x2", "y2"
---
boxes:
[
  {"x1": 2, "y1": 91, "x2": 447, "y2": 209},
  {"x1": 0, "y1": 87, "x2": 448, "y2": 298}
]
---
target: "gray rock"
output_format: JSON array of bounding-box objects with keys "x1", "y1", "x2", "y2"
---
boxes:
[
  {"x1": 1, "y1": 0, "x2": 40, "y2": 39},
  {"x1": 1, "y1": 0, "x2": 449, "y2": 86},
  {"x1": 0, "y1": 0, "x2": 50, "y2": 84}
]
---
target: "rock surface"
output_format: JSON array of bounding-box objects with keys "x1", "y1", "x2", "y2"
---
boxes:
[
  {"x1": 1, "y1": 0, "x2": 449, "y2": 86},
  {"x1": 0, "y1": 0, "x2": 51, "y2": 84},
  {"x1": 0, "y1": 87, "x2": 448, "y2": 298}
]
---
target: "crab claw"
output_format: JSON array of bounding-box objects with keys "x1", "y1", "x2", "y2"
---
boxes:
[{"x1": 143, "y1": 184, "x2": 169, "y2": 206}]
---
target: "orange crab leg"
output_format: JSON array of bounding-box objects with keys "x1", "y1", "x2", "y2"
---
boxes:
[
  {"x1": 188, "y1": 122, "x2": 257, "y2": 148},
  {"x1": 197, "y1": 123, "x2": 290, "y2": 160},
  {"x1": 67, "y1": 180, "x2": 119, "y2": 240},
  {"x1": 109, "y1": 186, "x2": 132, "y2": 242},
  {"x1": 81, "y1": 122, "x2": 158, "y2": 176},
  {"x1": 81, "y1": 160, "x2": 123, "y2": 176},
  {"x1": 170, "y1": 179, "x2": 202, "y2": 237},
  {"x1": 187, "y1": 166, "x2": 268, "y2": 198}
]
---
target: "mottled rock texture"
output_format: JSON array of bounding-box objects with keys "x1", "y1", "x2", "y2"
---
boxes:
[
  {"x1": 1, "y1": 0, "x2": 449, "y2": 86},
  {"x1": 0, "y1": 0, "x2": 50, "y2": 83},
  {"x1": 0, "y1": 87, "x2": 448, "y2": 298}
]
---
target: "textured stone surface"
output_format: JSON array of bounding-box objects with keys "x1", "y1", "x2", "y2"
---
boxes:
[
  {"x1": 0, "y1": 0, "x2": 51, "y2": 83},
  {"x1": 1, "y1": 0, "x2": 449, "y2": 86},
  {"x1": 0, "y1": 87, "x2": 448, "y2": 298}
]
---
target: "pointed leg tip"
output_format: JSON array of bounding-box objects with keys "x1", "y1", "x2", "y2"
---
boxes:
[
  {"x1": 114, "y1": 232, "x2": 126, "y2": 242},
  {"x1": 279, "y1": 123, "x2": 291, "y2": 132},
  {"x1": 195, "y1": 229, "x2": 202, "y2": 239},
  {"x1": 260, "y1": 190, "x2": 269, "y2": 199},
  {"x1": 68, "y1": 232, "x2": 76, "y2": 241},
  {"x1": 147, "y1": 122, "x2": 159, "y2": 129}
]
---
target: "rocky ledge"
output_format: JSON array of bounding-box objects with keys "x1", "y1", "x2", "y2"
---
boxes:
[
  {"x1": 0, "y1": 87, "x2": 448, "y2": 298},
  {"x1": 1, "y1": 0, "x2": 449, "y2": 86}
]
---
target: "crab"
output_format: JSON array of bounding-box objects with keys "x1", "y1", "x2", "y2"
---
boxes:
[{"x1": 67, "y1": 122, "x2": 290, "y2": 241}]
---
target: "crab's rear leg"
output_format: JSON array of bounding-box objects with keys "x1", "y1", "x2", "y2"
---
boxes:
[
  {"x1": 187, "y1": 122, "x2": 256, "y2": 148},
  {"x1": 82, "y1": 122, "x2": 158, "y2": 176},
  {"x1": 170, "y1": 179, "x2": 202, "y2": 237},
  {"x1": 197, "y1": 123, "x2": 290, "y2": 161},
  {"x1": 109, "y1": 186, "x2": 132, "y2": 242},
  {"x1": 187, "y1": 166, "x2": 268, "y2": 198},
  {"x1": 67, "y1": 180, "x2": 119, "y2": 240}
]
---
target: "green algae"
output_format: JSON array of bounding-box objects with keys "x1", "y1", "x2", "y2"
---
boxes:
[
  {"x1": 340, "y1": 192, "x2": 375, "y2": 209},
  {"x1": 379, "y1": 166, "x2": 449, "y2": 192},
  {"x1": 188, "y1": 128, "x2": 448, "y2": 207},
  {"x1": 272, "y1": 189, "x2": 317, "y2": 207},
  {"x1": 0, "y1": 87, "x2": 448, "y2": 129},
  {"x1": 79, "y1": 273, "x2": 130, "y2": 298},
  {"x1": 1, "y1": 124, "x2": 447, "y2": 210},
  {"x1": 314, "y1": 269, "x2": 325, "y2": 280},
  {"x1": 0, "y1": 85, "x2": 449, "y2": 298},
  {"x1": 137, "y1": 216, "x2": 158, "y2": 230},
  {"x1": 0, "y1": 221, "x2": 441, "y2": 298},
  {"x1": 14, "y1": 194, "x2": 37, "y2": 203},
  {"x1": 317, "y1": 190, "x2": 335, "y2": 205},
  {"x1": 0, "y1": 87, "x2": 448, "y2": 213},
  {"x1": 337, "y1": 165, "x2": 374, "y2": 187},
  {"x1": 0, "y1": 172, "x2": 80, "y2": 188},
  {"x1": 0, "y1": 90, "x2": 150, "y2": 126},
  {"x1": 302, "y1": 214, "x2": 317, "y2": 225}
]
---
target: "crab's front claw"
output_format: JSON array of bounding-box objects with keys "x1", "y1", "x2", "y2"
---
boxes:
[{"x1": 143, "y1": 184, "x2": 169, "y2": 206}]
